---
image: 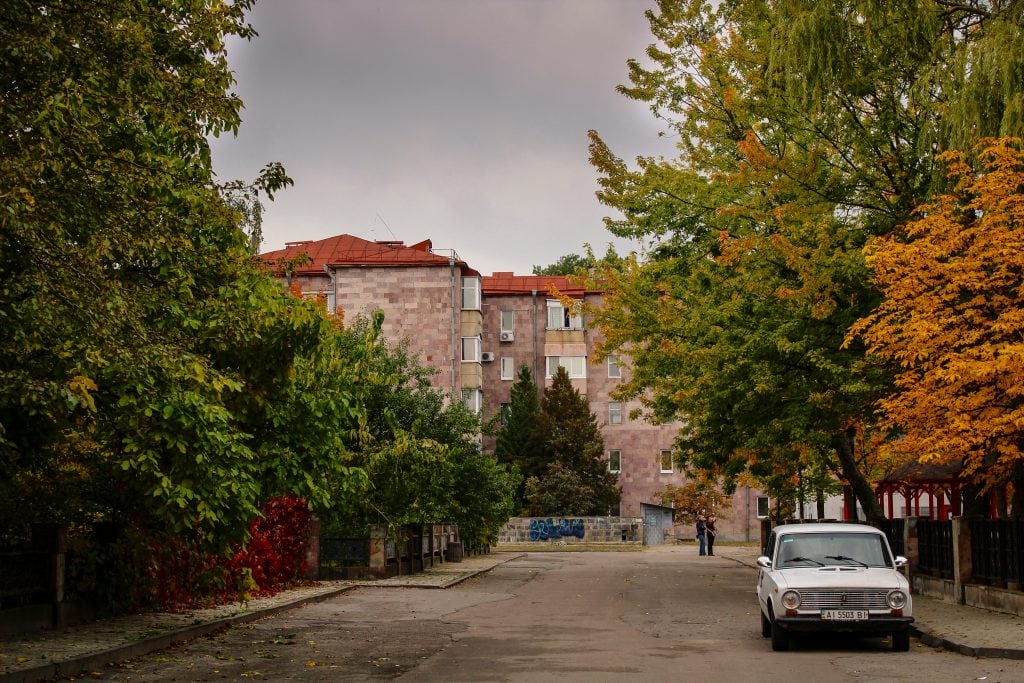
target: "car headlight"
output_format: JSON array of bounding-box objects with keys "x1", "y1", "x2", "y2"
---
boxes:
[
  {"x1": 887, "y1": 590, "x2": 907, "y2": 610},
  {"x1": 781, "y1": 590, "x2": 801, "y2": 610}
]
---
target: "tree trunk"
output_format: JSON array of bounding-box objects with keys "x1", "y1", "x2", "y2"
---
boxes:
[
  {"x1": 816, "y1": 488, "x2": 826, "y2": 519},
  {"x1": 1011, "y1": 463, "x2": 1024, "y2": 520},
  {"x1": 832, "y1": 426, "x2": 884, "y2": 523}
]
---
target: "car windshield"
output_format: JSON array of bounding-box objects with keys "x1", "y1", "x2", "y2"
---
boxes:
[{"x1": 776, "y1": 532, "x2": 891, "y2": 568}]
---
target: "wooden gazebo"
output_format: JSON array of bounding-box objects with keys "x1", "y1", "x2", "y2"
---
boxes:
[{"x1": 874, "y1": 460, "x2": 963, "y2": 520}]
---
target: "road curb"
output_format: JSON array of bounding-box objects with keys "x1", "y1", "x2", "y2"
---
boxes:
[
  {"x1": 1, "y1": 555, "x2": 522, "y2": 683},
  {"x1": 0, "y1": 585, "x2": 357, "y2": 683}
]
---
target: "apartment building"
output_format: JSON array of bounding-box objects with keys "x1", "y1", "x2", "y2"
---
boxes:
[
  {"x1": 261, "y1": 234, "x2": 762, "y2": 535},
  {"x1": 479, "y1": 272, "x2": 686, "y2": 517}
]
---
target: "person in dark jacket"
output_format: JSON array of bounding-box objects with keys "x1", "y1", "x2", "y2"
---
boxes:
[
  {"x1": 696, "y1": 516, "x2": 707, "y2": 556},
  {"x1": 706, "y1": 516, "x2": 717, "y2": 556}
]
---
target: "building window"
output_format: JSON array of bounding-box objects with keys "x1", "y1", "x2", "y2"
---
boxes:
[
  {"x1": 608, "y1": 355, "x2": 622, "y2": 378},
  {"x1": 545, "y1": 356, "x2": 586, "y2": 379},
  {"x1": 302, "y1": 290, "x2": 336, "y2": 314},
  {"x1": 500, "y1": 310, "x2": 515, "y2": 335},
  {"x1": 462, "y1": 388, "x2": 482, "y2": 414},
  {"x1": 546, "y1": 299, "x2": 582, "y2": 330},
  {"x1": 608, "y1": 449, "x2": 621, "y2": 473},
  {"x1": 608, "y1": 401, "x2": 622, "y2": 424},
  {"x1": 499, "y1": 402, "x2": 511, "y2": 425},
  {"x1": 461, "y1": 276, "x2": 481, "y2": 310},
  {"x1": 660, "y1": 449, "x2": 674, "y2": 473},
  {"x1": 757, "y1": 496, "x2": 770, "y2": 519},
  {"x1": 500, "y1": 357, "x2": 515, "y2": 380},
  {"x1": 461, "y1": 336, "x2": 481, "y2": 362}
]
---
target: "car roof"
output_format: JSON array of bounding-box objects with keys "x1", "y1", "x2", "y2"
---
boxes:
[{"x1": 772, "y1": 523, "x2": 885, "y2": 535}]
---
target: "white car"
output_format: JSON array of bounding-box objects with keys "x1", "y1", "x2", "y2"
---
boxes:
[{"x1": 756, "y1": 523, "x2": 914, "y2": 652}]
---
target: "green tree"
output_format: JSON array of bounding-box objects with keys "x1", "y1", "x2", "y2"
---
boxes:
[
  {"x1": 527, "y1": 367, "x2": 620, "y2": 515},
  {"x1": 532, "y1": 253, "x2": 589, "y2": 276},
  {"x1": 494, "y1": 364, "x2": 541, "y2": 481},
  {"x1": 583, "y1": 0, "x2": 1024, "y2": 521},
  {"x1": 321, "y1": 315, "x2": 518, "y2": 545},
  {"x1": 0, "y1": 0, "x2": 333, "y2": 543}
]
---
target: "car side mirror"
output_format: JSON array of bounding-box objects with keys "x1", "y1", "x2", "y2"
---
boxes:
[
  {"x1": 756, "y1": 556, "x2": 772, "y2": 569},
  {"x1": 894, "y1": 555, "x2": 908, "y2": 568}
]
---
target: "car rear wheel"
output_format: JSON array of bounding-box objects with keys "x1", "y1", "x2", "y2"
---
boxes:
[
  {"x1": 760, "y1": 610, "x2": 771, "y2": 638},
  {"x1": 892, "y1": 630, "x2": 910, "y2": 652},
  {"x1": 769, "y1": 608, "x2": 789, "y2": 651}
]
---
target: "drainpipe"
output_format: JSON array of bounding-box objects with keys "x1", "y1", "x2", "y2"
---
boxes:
[
  {"x1": 323, "y1": 264, "x2": 336, "y2": 314},
  {"x1": 531, "y1": 289, "x2": 538, "y2": 388},
  {"x1": 450, "y1": 256, "x2": 457, "y2": 395}
]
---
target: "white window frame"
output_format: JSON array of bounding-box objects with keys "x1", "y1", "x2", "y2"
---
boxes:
[
  {"x1": 461, "y1": 276, "x2": 481, "y2": 310},
  {"x1": 608, "y1": 401, "x2": 622, "y2": 425},
  {"x1": 500, "y1": 310, "x2": 515, "y2": 335},
  {"x1": 461, "y1": 336, "x2": 481, "y2": 362},
  {"x1": 499, "y1": 402, "x2": 512, "y2": 425},
  {"x1": 608, "y1": 449, "x2": 621, "y2": 474},
  {"x1": 608, "y1": 354, "x2": 622, "y2": 378},
  {"x1": 545, "y1": 355, "x2": 586, "y2": 379},
  {"x1": 660, "y1": 449, "x2": 674, "y2": 474},
  {"x1": 462, "y1": 388, "x2": 482, "y2": 414},
  {"x1": 500, "y1": 356, "x2": 515, "y2": 380},
  {"x1": 546, "y1": 299, "x2": 583, "y2": 330}
]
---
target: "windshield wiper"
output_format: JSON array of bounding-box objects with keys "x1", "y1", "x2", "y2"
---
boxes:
[
  {"x1": 784, "y1": 556, "x2": 824, "y2": 566},
  {"x1": 825, "y1": 555, "x2": 869, "y2": 567}
]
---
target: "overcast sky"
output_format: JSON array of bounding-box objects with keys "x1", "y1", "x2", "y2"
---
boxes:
[{"x1": 210, "y1": 0, "x2": 676, "y2": 276}]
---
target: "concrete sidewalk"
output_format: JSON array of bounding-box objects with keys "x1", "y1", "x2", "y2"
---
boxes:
[
  {"x1": 4, "y1": 547, "x2": 1024, "y2": 681},
  {"x1": 0, "y1": 553, "x2": 519, "y2": 683}
]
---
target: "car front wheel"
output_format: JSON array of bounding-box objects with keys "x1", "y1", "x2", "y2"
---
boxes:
[
  {"x1": 892, "y1": 630, "x2": 910, "y2": 652},
  {"x1": 769, "y1": 608, "x2": 789, "y2": 651}
]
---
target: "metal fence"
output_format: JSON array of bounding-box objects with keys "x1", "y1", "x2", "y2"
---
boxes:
[
  {"x1": 878, "y1": 518, "x2": 906, "y2": 557},
  {"x1": 917, "y1": 518, "x2": 954, "y2": 579},
  {"x1": 969, "y1": 519, "x2": 1024, "y2": 588},
  {"x1": 0, "y1": 547, "x2": 48, "y2": 610}
]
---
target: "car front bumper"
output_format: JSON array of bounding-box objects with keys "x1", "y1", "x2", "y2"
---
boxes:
[{"x1": 775, "y1": 614, "x2": 914, "y2": 634}]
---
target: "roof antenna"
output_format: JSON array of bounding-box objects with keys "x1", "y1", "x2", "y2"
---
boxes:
[{"x1": 376, "y1": 213, "x2": 397, "y2": 241}]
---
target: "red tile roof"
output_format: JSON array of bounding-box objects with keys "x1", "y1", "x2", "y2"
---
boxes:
[
  {"x1": 260, "y1": 234, "x2": 479, "y2": 275},
  {"x1": 482, "y1": 273, "x2": 599, "y2": 297}
]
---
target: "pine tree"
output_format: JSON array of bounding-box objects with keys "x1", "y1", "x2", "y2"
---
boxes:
[
  {"x1": 527, "y1": 367, "x2": 621, "y2": 515},
  {"x1": 494, "y1": 364, "x2": 542, "y2": 478}
]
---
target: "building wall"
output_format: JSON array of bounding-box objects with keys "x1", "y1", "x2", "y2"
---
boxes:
[
  {"x1": 480, "y1": 290, "x2": 688, "y2": 518},
  {"x1": 333, "y1": 265, "x2": 462, "y2": 393}
]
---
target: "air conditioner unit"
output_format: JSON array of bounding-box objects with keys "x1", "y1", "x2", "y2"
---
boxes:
[
  {"x1": 499, "y1": 331, "x2": 515, "y2": 342},
  {"x1": 481, "y1": 351, "x2": 495, "y2": 362}
]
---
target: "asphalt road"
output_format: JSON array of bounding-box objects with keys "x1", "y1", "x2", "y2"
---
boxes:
[{"x1": 88, "y1": 547, "x2": 1022, "y2": 682}]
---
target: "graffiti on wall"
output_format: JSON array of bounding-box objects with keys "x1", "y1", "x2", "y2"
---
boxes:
[{"x1": 528, "y1": 518, "x2": 585, "y2": 541}]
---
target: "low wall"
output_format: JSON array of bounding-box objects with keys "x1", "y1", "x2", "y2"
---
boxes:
[
  {"x1": 913, "y1": 574, "x2": 1024, "y2": 617},
  {"x1": 497, "y1": 517, "x2": 642, "y2": 545}
]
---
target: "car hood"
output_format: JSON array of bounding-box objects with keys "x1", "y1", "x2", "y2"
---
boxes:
[{"x1": 775, "y1": 567, "x2": 909, "y2": 591}]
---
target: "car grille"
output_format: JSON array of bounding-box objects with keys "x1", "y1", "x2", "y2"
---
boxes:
[{"x1": 796, "y1": 589, "x2": 890, "y2": 610}]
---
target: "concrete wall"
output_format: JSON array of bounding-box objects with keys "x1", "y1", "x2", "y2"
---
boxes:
[{"x1": 497, "y1": 516, "x2": 642, "y2": 545}]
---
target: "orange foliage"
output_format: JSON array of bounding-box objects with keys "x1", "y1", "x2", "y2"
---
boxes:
[{"x1": 851, "y1": 137, "x2": 1024, "y2": 489}]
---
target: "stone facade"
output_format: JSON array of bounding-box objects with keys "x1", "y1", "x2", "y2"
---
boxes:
[
  {"x1": 480, "y1": 287, "x2": 688, "y2": 519},
  {"x1": 333, "y1": 265, "x2": 464, "y2": 393}
]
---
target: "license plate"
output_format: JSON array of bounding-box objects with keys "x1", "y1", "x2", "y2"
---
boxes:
[{"x1": 821, "y1": 609, "x2": 868, "y2": 621}]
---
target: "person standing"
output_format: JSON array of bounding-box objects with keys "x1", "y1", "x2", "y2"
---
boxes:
[
  {"x1": 706, "y1": 516, "x2": 717, "y2": 556},
  {"x1": 695, "y1": 516, "x2": 707, "y2": 556}
]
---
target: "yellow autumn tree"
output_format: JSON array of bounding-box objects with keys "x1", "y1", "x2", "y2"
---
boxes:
[{"x1": 851, "y1": 137, "x2": 1024, "y2": 499}]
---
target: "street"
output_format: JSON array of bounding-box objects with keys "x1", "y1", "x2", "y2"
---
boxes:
[{"x1": 90, "y1": 548, "x2": 1020, "y2": 682}]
